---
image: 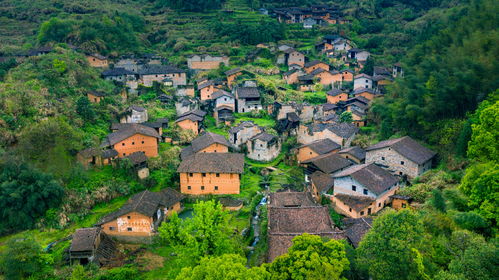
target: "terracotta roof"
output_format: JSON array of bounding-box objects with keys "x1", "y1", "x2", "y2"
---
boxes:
[
  {"x1": 104, "y1": 124, "x2": 160, "y2": 146},
  {"x1": 96, "y1": 189, "x2": 184, "y2": 225},
  {"x1": 303, "y1": 153, "x2": 353, "y2": 174},
  {"x1": 365, "y1": 136, "x2": 436, "y2": 165},
  {"x1": 343, "y1": 217, "x2": 373, "y2": 248},
  {"x1": 180, "y1": 132, "x2": 230, "y2": 159},
  {"x1": 310, "y1": 171, "x2": 334, "y2": 193},
  {"x1": 177, "y1": 153, "x2": 244, "y2": 174},
  {"x1": 269, "y1": 190, "x2": 317, "y2": 207},
  {"x1": 236, "y1": 87, "x2": 260, "y2": 99},
  {"x1": 298, "y1": 139, "x2": 341, "y2": 155},
  {"x1": 70, "y1": 227, "x2": 100, "y2": 252},
  {"x1": 334, "y1": 193, "x2": 375, "y2": 212},
  {"x1": 327, "y1": 89, "x2": 347, "y2": 96},
  {"x1": 334, "y1": 163, "x2": 399, "y2": 195},
  {"x1": 338, "y1": 146, "x2": 366, "y2": 161}
]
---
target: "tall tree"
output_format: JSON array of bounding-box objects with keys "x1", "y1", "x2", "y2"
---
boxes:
[{"x1": 266, "y1": 233, "x2": 350, "y2": 280}]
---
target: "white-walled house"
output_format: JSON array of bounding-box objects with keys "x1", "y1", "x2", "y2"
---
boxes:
[{"x1": 353, "y1": 74, "x2": 373, "y2": 90}]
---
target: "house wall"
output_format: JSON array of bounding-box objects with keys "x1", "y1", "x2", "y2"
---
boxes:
[
  {"x1": 288, "y1": 52, "x2": 305, "y2": 67},
  {"x1": 227, "y1": 72, "x2": 242, "y2": 88},
  {"x1": 247, "y1": 139, "x2": 281, "y2": 162},
  {"x1": 199, "y1": 143, "x2": 229, "y2": 154},
  {"x1": 177, "y1": 119, "x2": 199, "y2": 135},
  {"x1": 179, "y1": 172, "x2": 240, "y2": 194},
  {"x1": 305, "y1": 63, "x2": 330, "y2": 74},
  {"x1": 166, "y1": 202, "x2": 182, "y2": 216},
  {"x1": 297, "y1": 125, "x2": 351, "y2": 147},
  {"x1": 315, "y1": 71, "x2": 336, "y2": 86},
  {"x1": 200, "y1": 85, "x2": 216, "y2": 101},
  {"x1": 354, "y1": 78, "x2": 373, "y2": 90},
  {"x1": 299, "y1": 105, "x2": 316, "y2": 122},
  {"x1": 391, "y1": 198, "x2": 410, "y2": 210},
  {"x1": 187, "y1": 56, "x2": 229, "y2": 70},
  {"x1": 113, "y1": 134, "x2": 158, "y2": 158},
  {"x1": 100, "y1": 211, "x2": 154, "y2": 237},
  {"x1": 365, "y1": 148, "x2": 431, "y2": 178},
  {"x1": 87, "y1": 93, "x2": 102, "y2": 103},
  {"x1": 141, "y1": 73, "x2": 187, "y2": 87},
  {"x1": 327, "y1": 93, "x2": 348, "y2": 104},
  {"x1": 237, "y1": 98, "x2": 262, "y2": 113},
  {"x1": 356, "y1": 91, "x2": 375, "y2": 101},
  {"x1": 341, "y1": 71, "x2": 354, "y2": 81},
  {"x1": 338, "y1": 153, "x2": 363, "y2": 164},
  {"x1": 284, "y1": 72, "x2": 300, "y2": 85},
  {"x1": 122, "y1": 110, "x2": 148, "y2": 124},
  {"x1": 230, "y1": 126, "x2": 263, "y2": 148},
  {"x1": 87, "y1": 56, "x2": 108, "y2": 68},
  {"x1": 331, "y1": 185, "x2": 399, "y2": 218},
  {"x1": 215, "y1": 96, "x2": 235, "y2": 110}
]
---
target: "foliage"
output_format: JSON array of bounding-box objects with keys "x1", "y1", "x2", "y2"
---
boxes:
[
  {"x1": 0, "y1": 234, "x2": 54, "y2": 280},
  {"x1": 430, "y1": 188, "x2": 446, "y2": 212},
  {"x1": 357, "y1": 209, "x2": 430, "y2": 280},
  {"x1": 38, "y1": 17, "x2": 74, "y2": 44},
  {"x1": 76, "y1": 96, "x2": 96, "y2": 122},
  {"x1": 157, "y1": 0, "x2": 224, "y2": 12},
  {"x1": 96, "y1": 266, "x2": 140, "y2": 280},
  {"x1": 70, "y1": 265, "x2": 88, "y2": 280},
  {"x1": 176, "y1": 254, "x2": 270, "y2": 280},
  {"x1": 445, "y1": 238, "x2": 499, "y2": 280},
  {"x1": 266, "y1": 233, "x2": 350, "y2": 280},
  {"x1": 0, "y1": 161, "x2": 64, "y2": 233},
  {"x1": 339, "y1": 111, "x2": 353, "y2": 123},
  {"x1": 467, "y1": 97, "x2": 499, "y2": 162},
  {"x1": 212, "y1": 19, "x2": 286, "y2": 45}
]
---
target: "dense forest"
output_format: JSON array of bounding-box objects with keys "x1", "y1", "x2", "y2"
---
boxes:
[{"x1": 0, "y1": 0, "x2": 497, "y2": 279}]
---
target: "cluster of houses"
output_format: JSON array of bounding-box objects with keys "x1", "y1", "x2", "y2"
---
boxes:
[
  {"x1": 271, "y1": 4, "x2": 350, "y2": 28},
  {"x1": 54, "y1": 30, "x2": 434, "y2": 267}
]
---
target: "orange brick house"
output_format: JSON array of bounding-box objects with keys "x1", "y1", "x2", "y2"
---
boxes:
[
  {"x1": 87, "y1": 91, "x2": 105, "y2": 103},
  {"x1": 341, "y1": 69, "x2": 354, "y2": 81},
  {"x1": 101, "y1": 123, "x2": 160, "y2": 158},
  {"x1": 283, "y1": 69, "x2": 301, "y2": 85},
  {"x1": 86, "y1": 53, "x2": 108, "y2": 68},
  {"x1": 187, "y1": 54, "x2": 229, "y2": 70},
  {"x1": 198, "y1": 80, "x2": 223, "y2": 101},
  {"x1": 95, "y1": 189, "x2": 184, "y2": 238},
  {"x1": 310, "y1": 68, "x2": 336, "y2": 86},
  {"x1": 225, "y1": 68, "x2": 243, "y2": 88},
  {"x1": 180, "y1": 132, "x2": 230, "y2": 160},
  {"x1": 296, "y1": 138, "x2": 341, "y2": 163},
  {"x1": 177, "y1": 153, "x2": 244, "y2": 195},
  {"x1": 304, "y1": 60, "x2": 330, "y2": 73},
  {"x1": 331, "y1": 163, "x2": 399, "y2": 218},
  {"x1": 353, "y1": 88, "x2": 377, "y2": 101},
  {"x1": 175, "y1": 109, "x2": 207, "y2": 135},
  {"x1": 326, "y1": 89, "x2": 349, "y2": 104}
]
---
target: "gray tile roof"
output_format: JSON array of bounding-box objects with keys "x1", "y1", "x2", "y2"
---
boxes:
[
  {"x1": 212, "y1": 90, "x2": 233, "y2": 100},
  {"x1": 124, "y1": 151, "x2": 148, "y2": 165},
  {"x1": 236, "y1": 87, "x2": 260, "y2": 99},
  {"x1": 180, "y1": 132, "x2": 230, "y2": 160},
  {"x1": 298, "y1": 139, "x2": 341, "y2": 155},
  {"x1": 102, "y1": 68, "x2": 135, "y2": 76},
  {"x1": 338, "y1": 146, "x2": 366, "y2": 161},
  {"x1": 365, "y1": 136, "x2": 436, "y2": 165},
  {"x1": 334, "y1": 163, "x2": 399, "y2": 195},
  {"x1": 334, "y1": 194, "x2": 375, "y2": 212},
  {"x1": 224, "y1": 67, "x2": 242, "y2": 76},
  {"x1": 105, "y1": 124, "x2": 160, "y2": 146},
  {"x1": 137, "y1": 64, "x2": 185, "y2": 75},
  {"x1": 303, "y1": 153, "x2": 353, "y2": 174},
  {"x1": 310, "y1": 171, "x2": 334, "y2": 193},
  {"x1": 326, "y1": 122, "x2": 359, "y2": 139},
  {"x1": 70, "y1": 227, "x2": 100, "y2": 252},
  {"x1": 343, "y1": 217, "x2": 373, "y2": 248},
  {"x1": 269, "y1": 190, "x2": 317, "y2": 207},
  {"x1": 251, "y1": 132, "x2": 276, "y2": 142},
  {"x1": 177, "y1": 153, "x2": 244, "y2": 174},
  {"x1": 304, "y1": 60, "x2": 325, "y2": 68},
  {"x1": 327, "y1": 89, "x2": 347, "y2": 96}
]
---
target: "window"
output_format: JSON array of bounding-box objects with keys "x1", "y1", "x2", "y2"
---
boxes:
[
  {"x1": 202, "y1": 173, "x2": 206, "y2": 177},
  {"x1": 142, "y1": 141, "x2": 144, "y2": 144},
  {"x1": 360, "y1": 211, "x2": 364, "y2": 216},
  {"x1": 260, "y1": 144, "x2": 263, "y2": 147},
  {"x1": 122, "y1": 143, "x2": 125, "y2": 146},
  {"x1": 349, "y1": 208, "x2": 352, "y2": 212},
  {"x1": 399, "y1": 171, "x2": 403, "y2": 175},
  {"x1": 378, "y1": 203, "x2": 381, "y2": 207},
  {"x1": 400, "y1": 161, "x2": 405, "y2": 165},
  {"x1": 201, "y1": 186, "x2": 205, "y2": 190},
  {"x1": 127, "y1": 216, "x2": 131, "y2": 219},
  {"x1": 214, "y1": 186, "x2": 218, "y2": 191},
  {"x1": 402, "y1": 203, "x2": 407, "y2": 208},
  {"x1": 187, "y1": 186, "x2": 191, "y2": 190},
  {"x1": 109, "y1": 227, "x2": 115, "y2": 231},
  {"x1": 365, "y1": 79, "x2": 368, "y2": 83},
  {"x1": 132, "y1": 142, "x2": 135, "y2": 145},
  {"x1": 352, "y1": 185, "x2": 357, "y2": 191},
  {"x1": 189, "y1": 173, "x2": 193, "y2": 177},
  {"x1": 216, "y1": 173, "x2": 220, "y2": 177},
  {"x1": 365, "y1": 85, "x2": 368, "y2": 88},
  {"x1": 381, "y1": 157, "x2": 385, "y2": 160},
  {"x1": 127, "y1": 227, "x2": 133, "y2": 232},
  {"x1": 123, "y1": 153, "x2": 126, "y2": 156},
  {"x1": 363, "y1": 189, "x2": 368, "y2": 195}
]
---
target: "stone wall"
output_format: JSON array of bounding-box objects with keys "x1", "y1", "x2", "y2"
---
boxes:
[
  {"x1": 247, "y1": 139, "x2": 281, "y2": 162},
  {"x1": 365, "y1": 148, "x2": 430, "y2": 178}
]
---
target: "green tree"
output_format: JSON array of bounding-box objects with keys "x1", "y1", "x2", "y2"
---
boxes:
[
  {"x1": 0, "y1": 234, "x2": 54, "y2": 280},
  {"x1": 467, "y1": 98, "x2": 499, "y2": 162},
  {"x1": 38, "y1": 17, "x2": 73, "y2": 44},
  {"x1": 340, "y1": 111, "x2": 353, "y2": 123},
  {"x1": 446, "y1": 240, "x2": 498, "y2": 280},
  {"x1": 357, "y1": 209, "x2": 429, "y2": 280},
  {"x1": 70, "y1": 265, "x2": 88, "y2": 280},
  {"x1": 459, "y1": 162, "x2": 499, "y2": 224},
  {"x1": 76, "y1": 96, "x2": 96, "y2": 122},
  {"x1": 176, "y1": 254, "x2": 269, "y2": 280},
  {"x1": 158, "y1": 211, "x2": 183, "y2": 246},
  {"x1": 430, "y1": 189, "x2": 446, "y2": 212},
  {"x1": 0, "y1": 162, "x2": 64, "y2": 233},
  {"x1": 267, "y1": 233, "x2": 349, "y2": 280}
]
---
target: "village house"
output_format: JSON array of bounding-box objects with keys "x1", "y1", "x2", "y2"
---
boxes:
[
  {"x1": 95, "y1": 189, "x2": 184, "y2": 240},
  {"x1": 343, "y1": 217, "x2": 373, "y2": 248},
  {"x1": 175, "y1": 109, "x2": 207, "y2": 135},
  {"x1": 77, "y1": 147, "x2": 118, "y2": 167},
  {"x1": 283, "y1": 69, "x2": 302, "y2": 85},
  {"x1": 353, "y1": 74, "x2": 373, "y2": 89},
  {"x1": 246, "y1": 132, "x2": 281, "y2": 162},
  {"x1": 176, "y1": 97, "x2": 198, "y2": 116},
  {"x1": 323, "y1": 35, "x2": 352, "y2": 52},
  {"x1": 277, "y1": 112, "x2": 301, "y2": 136},
  {"x1": 348, "y1": 48, "x2": 370, "y2": 62},
  {"x1": 323, "y1": 103, "x2": 340, "y2": 116},
  {"x1": 198, "y1": 80, "x2": 224, "y2": 101},
  {"x1": 302, "y1": 153, "x2": 353, "y2": 181},
  {"x1": 297, "y1": 74, "x2": 315, "y2": 91},
  {"x1": 87, "y1": 91, "x2": 105, "y2": 103},
  {"x1": 345, "y1": 96, "x2": 370, "y2": 114},
  {"x1": 309, "y1": 171, "x2": 335, "y2": 202},
  {"x1": 114, "y1": 57, "x2": 142, "y2": 72},
  {"x1": 331, "y1": 163, "x2": 400, "y2": 218},
  {"x1": 101, "y1": 123, "x2": 160, "y2": 158},
  {"x1": 365, "y1": 136, "x2": 436, "y2": 178},
  {"x1": 225, "y1": 68, "x2": 243, "y2": 88},
  {"x1": 175, "y1": 85, "x2": 196, "y2": 97},
  {"x1": 123, "y1": 151, "x2": 150, "y2": 179},
  {"x1": 102, "y1": 68, "x2": 135, "y2": 83},
  {"x1": 141, "y1": 118, "x2": 169, "y2": 137},
  {"x1": 338, "y1": 146, "x2": 366, "y2": 164},
  {"x1": 309, "y1": 68, "x2": 338, "y2": 86},
  {"x1": 187, "y1": 54, "x2": 229, "y2": 70},
  {"x1": 392, "y1": 62, "x2": 404, "y2": 78},
  {"x1": 212, "y1": 90, "x2": 236, "y2": 123},
  {"x1": 353, "y1": 88, "x2": 377, "y2": 101},
  {"x1": 177, "y1": 153, "x2": 244, "y2": 195},
  {"x1": 235, "y1": 86, "x2": 262, "y2": 113},
  {"x1": 267, "y1": 190, "x2": 344, "y2": 261},
  {"x1": 26, "y1": 46, "x2": 53, "y2": 56},
  {"x1": 315, "y1": 41, "x2": 334, "y2": 54},
  {"x1": 120, "y1": 105, "x2": 148, "y2": 124},
  {"x1": 316, "y1": 113, "x2": 340, "y2": 124},
  {"x1": 327, "y1": 88, "x2": 349, "y2": 104},
  {"x1": 180, "y1": 132, "x2": 230, "y2": 160},
  {"x1": 137, "y1": 64, "x2": 187, "y2": 87},
  {"x1": 390, "y1": 194, "x2": 413, "y2": 210},
  {"x1": 373, "y1": 74, "x2": 393, "y2": 91},
  {"x1": 219, "y1": 197, "x2": 244, "y2": 211},
  {"x1": 340, "y1": 69, "x2": 354, "y2": 81},
  {"x1": 86, "y1": 53, "x2": 108, "y2": 68},
  {"x1": 69, "y1": 227, "x2": 118, "y2": 266},
  {"x1": 229, "y1": 121, "x2": 263, "y2": 149},
  {"x1": 304, "y1": 60, "x2": 330, "y2": 73},
  {"x1": 296, "y1": 138, "x2": 341, "y2": 163},
  {"x1": 297, "y1": 122, "x2": 359, "y2": 147},
  {"x1": 279, "y1": 48, "x2": 305, "y2": 67},
  {"x1": 351, "y1": 109, "x2": 366, "y2": 127},
  {"x1": 289, "y1": 63, "x2": 303, "y2": 71}
]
